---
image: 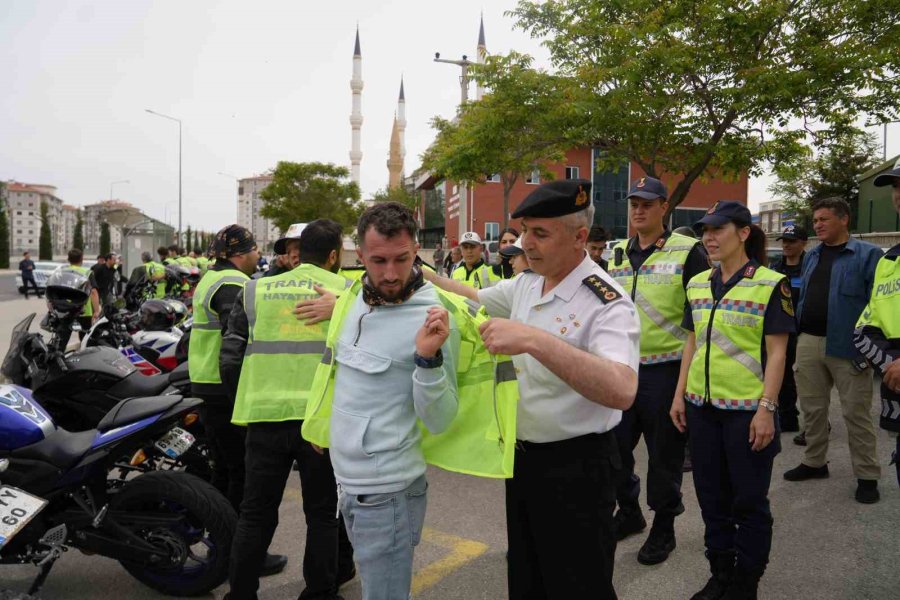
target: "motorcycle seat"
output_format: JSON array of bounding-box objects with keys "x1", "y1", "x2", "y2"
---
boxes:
[
  {"x1": 11, "y1": 428, "x2": 97, "y2": 469},
  {"x1": 96, "y1": 395, "x2": 183, "y2": 433},
  {"x1": 107, "y1": 370, "x2": 173, "y2": 401},
  {"x1": 168, "y1": 361, "x2": 190, "y2": 386}
]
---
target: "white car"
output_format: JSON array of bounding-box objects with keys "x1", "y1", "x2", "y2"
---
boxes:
[{"x1": 16, "y1": 260, "x2": 98, "y2": 295}]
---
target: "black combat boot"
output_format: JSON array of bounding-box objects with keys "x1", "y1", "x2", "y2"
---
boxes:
[
  {"x1": 613, "y1": 506, "x2": 646, "y2": 541},
  {"x1": 690, "y1": 550, "x2": 735, "y2": 600},
  {"x1": 722, "y1": 567, "x2": 761, "y2": 600},
  {"x1": 637, "y1": 514, "x2": 676, "y2": 565}
]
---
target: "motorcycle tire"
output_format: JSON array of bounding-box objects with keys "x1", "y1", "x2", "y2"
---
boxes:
[{"x1": 110, "y1": 471, "x2": 236, "y2": 596}]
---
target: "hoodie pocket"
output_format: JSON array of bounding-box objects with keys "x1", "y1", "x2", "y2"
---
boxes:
[
  {"x1": 331, "y1": 406, "x2": 377, "y2": 480},
  {"x1": 335, "y1": 342, "x2": 393, "y2": 374}
]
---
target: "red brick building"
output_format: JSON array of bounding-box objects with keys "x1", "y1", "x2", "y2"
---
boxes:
[{"x1": 414, "y1": 147, "x2": 748, "y2": 247}]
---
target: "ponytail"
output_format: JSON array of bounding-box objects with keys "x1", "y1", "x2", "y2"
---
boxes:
[{"x1": 744, "y1": 224, "x2": 767, "y2": 265}]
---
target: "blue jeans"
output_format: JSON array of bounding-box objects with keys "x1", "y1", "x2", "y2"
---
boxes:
[{"x1": 338, "y1": 475, "x2": 427, "y2": 600}]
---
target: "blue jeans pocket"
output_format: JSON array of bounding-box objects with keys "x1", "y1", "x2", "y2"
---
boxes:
[{"x1": 406, "y1": 481, "x2": 428, "y2": 547}]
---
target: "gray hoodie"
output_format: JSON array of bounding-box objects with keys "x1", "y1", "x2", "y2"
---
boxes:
[{"x1": 330, "y1": 282, "x2": 460, "y2": 495}]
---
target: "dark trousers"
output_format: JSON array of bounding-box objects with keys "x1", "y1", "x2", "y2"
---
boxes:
[
  {"x1": 686, "y1": 404, "x2": 780, "y2": 576},
  {"x1": 614, "y1": 361, "x2": 686, "y2": 517},
  {"x1": 229, "y1": 421, "x2": 354, "y2": 600},
  {"x1": 198, "y1": 400, "x2": 247, "y2": 511},
  {"x1": 21, "y1": 277, "x2": 41, "y2": 298},
  {"x1": 778, "y1": 333, "x2": 799, "y2": 429},
  {"x1": 506, "y1": 432, "x2": 620, "y2": 600}
]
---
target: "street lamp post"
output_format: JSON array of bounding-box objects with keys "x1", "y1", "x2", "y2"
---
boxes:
[
  {"x1": 434, "y1": 52, "x2": 473, "y2": 241},
  {"x1": 145, "y1": 109, "x2": 182, "y2": 247},
  {"x1": 883, "y1": 120, "x2": 900, "y2": 161}
]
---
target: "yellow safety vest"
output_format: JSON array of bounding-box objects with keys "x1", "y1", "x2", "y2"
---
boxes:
[
  {"x1": 302, "y1": 281, "x2": 520, "y2": 479},
  {"x1": 70, "y1": 265, "x2": 94, "y2": 318},
  {"x1": 451, "y1": 261, "x2": 500, "y2": 289},
  {"x1": 608, "y1": 232, "x2": 699, "y2": 364},
  {"x1": 856, "y1": 251, "x2": 900, "y2": 339},
  {"x1": 188, "y1": 269, "x2": 249, "y2": 384},
  {"x1": 197, "y1": 257, "x2": 210, "y2": 274},
  {"x1": 145, "y1": 261, "x2": 167, "y2": 298},
  {"x1": 685, "y1": 266, "x2": 784, "y2": 410},
  {"x1": 232, "y1": 264, "x2": 351, "y2": 425}
]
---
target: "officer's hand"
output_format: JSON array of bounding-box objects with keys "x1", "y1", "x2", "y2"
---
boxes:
[
  {"x1": 478, "y1": 318, "x2": 533, "y2": 356},
  {"x1": 749, "y1": 408, "x2": 775, "y2": 452},
  {"x1": 883, "y1": 358, "x2": 900, "y2": 393},
  {"x1": 670, "y1": 396, "x2": 687, "y2": 433},
  {"x1": 416, "y1": 307, "x2": 450, "y2": 358},
  {"x1": 310, "y1": 443, "x2": 324, "y2": 455},
  {"x1": 421, "y1": 268, "x2": 437, "y2": 282},
  {"x1": 294, "y1": 285, "x2": 336, "y2": 324}
]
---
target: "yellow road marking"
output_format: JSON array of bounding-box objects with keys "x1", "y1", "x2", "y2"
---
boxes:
[{"x1": 411, "y1": 527, "x2": 489, "y2": 595}]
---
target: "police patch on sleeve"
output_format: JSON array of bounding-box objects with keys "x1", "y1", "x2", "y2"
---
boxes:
[
  {"x1": 583, "y1": 275, "x2": 622, "y2": 304},
  {"x1": 779, "y1": 280, "x2": 794, "y2": 317}
]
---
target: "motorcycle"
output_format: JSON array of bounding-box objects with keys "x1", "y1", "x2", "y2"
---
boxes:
[{"x1": 0, "y1": 382, "x2": 235, "y2": 596}]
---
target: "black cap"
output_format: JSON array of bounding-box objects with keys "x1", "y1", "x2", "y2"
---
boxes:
[
  {"x1": 693, "y1": 201, "x2": 752, "y2": 231},
  {"x1": 626, "y1": 177, "x2": 668, "y2": 201},
  {"x1": 776, "y1": 224, "x2": 809, "y2": 241},
  {"x1": 212, "y1": 224, "x2": 256, "y2": 260},
  {"x1": 499, "y1": 237, "x2": 524, "y2": 258},
  {"x1": 511, "y1": 179, "x2": 592, "y2": 219},
  {"x1": 873, "y1": 157, "x2": 900, "y2": 187}
]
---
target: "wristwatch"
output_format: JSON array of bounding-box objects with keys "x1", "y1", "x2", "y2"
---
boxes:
[
  {"x1": 414, "y1": 350, "x2": 444, "y2": 369},
  {"x1": 759, "y1": 397, "x2": 778, "y2": 413}
]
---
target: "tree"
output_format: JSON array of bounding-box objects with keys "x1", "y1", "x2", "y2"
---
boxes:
[
  {"x1": 193, "y1": 230, "x2": 200, "y2": 253},
  {"x1": 72, "y1": 209, "x2": 84, "y2": 251},
  {"x1": 509, "y1": 0, "x2": 900, "y2": 215},
  {"x1": 38, "y1": 201, "x2": 53, "y2": 260},
  {"x1": 99, "y1": 222, "x2": 111, "y2": 256},
  {"x1": 421, "y1": 53, "x2": 570, "y2": 230},
  {"x1": 185, "y1": 225, "x2": 193, "y2": 252},
  {"x1": 0, "y1": 182, "x2": 9, "y2": 269},
  {"x1": 770, "y1": 128, "x2": 881, "y2": 225},
  {"x1": 260, "y1": 162, "x2": 363, "y2": 231},
  {"x1": 370, "y1": 185, "x2": 419, "y2": 212}
]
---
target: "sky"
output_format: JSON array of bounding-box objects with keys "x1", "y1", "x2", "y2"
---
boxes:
[{"x1": 2, "y1": 0, "x2": 898, "y2": 234}]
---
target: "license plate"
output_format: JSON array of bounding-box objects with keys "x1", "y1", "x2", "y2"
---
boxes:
[
  {"x1": 0, "y1": 485, "x2": 48, "y2": 549},
  {"x1": 154, "y1": 427, "x2": 195, "y2": 459}
]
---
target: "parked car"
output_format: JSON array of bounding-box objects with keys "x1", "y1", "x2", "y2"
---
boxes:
[{"x1": 15, "y1": 260, "x2": 98, "y2": 295}]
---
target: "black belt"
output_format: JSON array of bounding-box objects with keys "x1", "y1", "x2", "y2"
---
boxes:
[{"x1": 515, "y1": 430, "x2": 615, "y2": 452}]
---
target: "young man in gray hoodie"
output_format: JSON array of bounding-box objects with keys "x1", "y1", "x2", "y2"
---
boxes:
[{"x1": 329, "y1": 202, "x2": 460, "y2": 600}]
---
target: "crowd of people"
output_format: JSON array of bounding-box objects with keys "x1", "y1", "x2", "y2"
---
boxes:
[{"x1": 38, "y1": 164, "x2": 892, "y2": 600}]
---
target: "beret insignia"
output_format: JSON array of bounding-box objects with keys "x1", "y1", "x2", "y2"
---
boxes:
[
  {"x1": 576, "y1": 186, "x2": 588, "y2": 206},
  {"x1": 583, "y1": 275, "x2": 621, "y2": 304}
]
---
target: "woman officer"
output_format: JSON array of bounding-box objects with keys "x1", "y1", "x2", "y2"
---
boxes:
[
  {"x1": 670, "y1": 201, "x2": 794, "y2": 600},
  {"x1": 492, "y1": 227, "x2": 520, "y2": 279}
]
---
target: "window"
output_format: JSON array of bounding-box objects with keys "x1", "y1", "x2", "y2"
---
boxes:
[
  {"x1": 525, "y1": 169, "x2": 541, "y2": 185},
  {"x1": 669, "y1": 207, "x2": 707, "y2": 230},
  {"x1": 484, "y1": 222, "x2": 499, "y2": 241},
  {"x1": 565, "y1": 166, "x2": 580, "y2": 180},
  {"x1": 16, "y1": 211, "x2": 21, "y2": 215},
  {"x1": 485, "y1": 173, "x2": 501, "y2": 183}
]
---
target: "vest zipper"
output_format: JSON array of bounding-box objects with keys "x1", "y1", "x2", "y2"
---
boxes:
[
  {"x1": 353, "y1": 306, "x2": 373, "y2": 346},
  {"x1": 630, "y1": 270, "x2": 638, "y2": 301},
  {"x1": 704, "y1": 298, "x2": 720, "y2": 405}
]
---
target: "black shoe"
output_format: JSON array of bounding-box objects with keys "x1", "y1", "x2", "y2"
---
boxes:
[
  {"x1": 722, "y1": 569, "x2": 760, "y2": 600},
  {"x1": 792, "y1": 431, "x2": 807, "y2": 446},
  {"x1": 690, "y1": 552, "x2": 735, "y2": 600},
  {"x1": 855, "y1": 479, "x2": 880, "y2": 504},
  {"x1": 637, "y1": 521, "x2": 676, "y2": 565},
  {"x1": 260, "y1": 553, "x2": 288, "y2": 577},
  {"x1": 337, "y1": 566, "x2": 356, "y2": 587},
  {"x1": 784, "y1": 463, "x2": 829, "y2": 481},
  {"x1": 614, "y1": 508, "x2": 646, "y2": 541}
]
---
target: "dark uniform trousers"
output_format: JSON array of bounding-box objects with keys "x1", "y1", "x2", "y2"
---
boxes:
[
  {"x1": 778, "y1": 333, "x2": 800, "y2": 429},
  {"x1": 198, "y1": 398, "x2": 247, "y2": 511},
  {"x1": 506, "y1": 432, "x2": 620, "y2": 600},
  {"x1": 229, "y1": 420, "x2": 354, "y2": 600},
  {"x1": 686, "y1": 404, "x2": 780, "y2": 576},
  {"x1": 614, "y1": 361, "x2": 686, "y2": 516}
]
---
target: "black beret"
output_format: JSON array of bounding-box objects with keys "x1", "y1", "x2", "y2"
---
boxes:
[{"x1": 511, "y1": 179, "x2": 592, "y2": 219}]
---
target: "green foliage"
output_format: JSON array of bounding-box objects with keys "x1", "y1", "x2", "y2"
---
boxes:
[
  {"x1": 370, "y1": 186, "x2": 419, "y2": 211},
  {"x1": 38, "y1": 202, "x2": 52, "y2": 260},
  {"x1": 184, "y1": 225, "x2": 192, "y2": 251},
  {"x1": 509, "y1": 0, "x2": 900, "y2": 213},
  {"x1": 72, "y1": 209, "x2": 84, "y2": 251},
  {"x1": 0, "y1": 182, "x2": 9, "y2": 268},
  {"x1": 770, "y1": 129, "x2": 881, "y2": 224},
  {"x1": 99, "y1": 222, "x2": 111, "y2": 256},
  {"x1": 260, "y1": 162, "x2": 363, "y2": 232},
  {"x1": 421, "y1": 52, "x2": 570, "y2": 229}
]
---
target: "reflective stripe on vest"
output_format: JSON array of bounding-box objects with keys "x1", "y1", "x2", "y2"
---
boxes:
[
  {"x1": 609, "y1": 233, "x2": 697, "y2": 363},
  {"x1": 301, "y1": 280, "x2": 520, "y2": 479},
  {"x1": 231, "y1": 264, "x2": 349, "y2": 425},
  {"x1": 451, "y1": 263, "x2": 499, "y2": 289},
  {"x1": 684, "y1": 267, "x2": 783, "y2": 411},
  {"x1": 188, "y1": 270, "x2": 249, "y2": 384}
]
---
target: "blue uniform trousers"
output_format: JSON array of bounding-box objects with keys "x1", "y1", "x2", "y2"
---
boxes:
[{"x1": 686, "y1": 403, "x2": 780, "y2": 575}]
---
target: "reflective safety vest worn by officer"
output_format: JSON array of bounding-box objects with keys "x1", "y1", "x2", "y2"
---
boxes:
[
  {"x1": 188, "y1": 269, "x2": 249, "y2": 384},
  {"x1": 70, "y1": 265, "x2": 94, "y2": 318},
  {"x1": 608, "y1": 232, "x2": 699, "y2": 365},
  {"x1": 685, "y1": 265, "x2": 784, "y2": 411},
  {"x1": 197, "y1": 256, "x2": 210, "y2": 275},
  {"x1": 302, "y1": 280, "x2": 520, "y2": 479},
  {"x1": 145, "y1": 261, "x2": 167, "y2": 298},
  {"x1": 232, "y1": 264, "x2": 351, "y2": 425},
  {"x1": 451, "y1": 261, "x2": 500, "y2": 290}
]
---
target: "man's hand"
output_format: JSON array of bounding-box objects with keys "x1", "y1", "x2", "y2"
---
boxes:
[
  {"x1": 883, "y1": 358, "x2": 900, "y2": 393},
  {"x1": 311, "y1": 443, "x2": 324, "y2": 455},
  {"x1": 670, "y1": 396, "x2": 687, "y2": 433},
  {"x1": 415, "y1": 307, "x2": 450, "y2": 358},
  {"x1": 478, "y1": 318, "x2": 536, "y2": 356},
  {"x1": 294, "y1": 285, "x2": 337, "y2": 324},
  {"x1": 749, "y1": 408, "x2": 776, "y2": 452},
  {"x1": 421, "y1": 268, "x2": 437, "y2": 283}
]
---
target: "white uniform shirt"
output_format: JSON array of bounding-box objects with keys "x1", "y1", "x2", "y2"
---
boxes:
[{"x1": 478, "y1": 253, "x2": 640, "y2": 442}]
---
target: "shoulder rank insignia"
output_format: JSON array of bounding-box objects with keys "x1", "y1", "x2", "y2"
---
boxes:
[{"x1": 583, "y1": 275, "x2": 621, "y2": 304}]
